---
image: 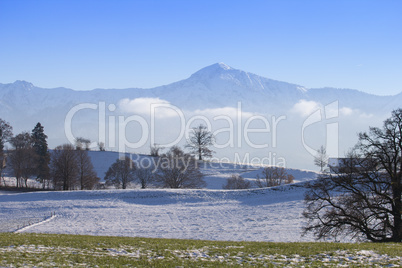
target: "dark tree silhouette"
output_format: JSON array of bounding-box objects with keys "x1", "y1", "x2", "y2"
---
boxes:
[
  {"x1": 150, "y1": 143, "x2": 163, "y2": 157},
  {"x1": 98, "y1": 142, "x2": 105, "y2": 151},
  {"x1": 75, "y1": 137, "x2": 91, "y2": 150},
  {"x1": 186, "y1": 125, "x2": 214, "y2": 160},
  {"x1": 303, "y1": 108, "x2": 402, "y2": 242},
  {"x1": 155, "y1": 146, "x2": 206, "y2": 188},
  {"x1": 51, "y1": 144, "x2": 79, "y2": 190},
  {"x1": 314, "y1": 145, "x2": 329, "y2": 172},
  {"x1": 9, "y1": 132, "x2": 37, "y2": 187},
  {"x1": 76, "y1": 149, "x2": 99, "y2": 190},
  {"x1": 104, "y1": 156, "x2": 136, "y2": 189},
  {"x1": 223, "y1": 174, "x2": 251, "y2": 189},
  {"x1": 31, "y1": 122, "x2": 50, "y2": 188},
  {"x1": 136, "y1": 167, "x2": 154, "y2": 189},
  {"x1": 255, "y1": 166, "x2": 294, "y2": 188},
  {"x1": 0, "y1": 118, "x2": 12, "y2": 182}
]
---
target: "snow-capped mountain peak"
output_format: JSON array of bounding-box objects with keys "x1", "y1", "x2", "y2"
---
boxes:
[
  {"x1": 217, "y1": 62, "x2": 232, "y2": 70},
  {"x1": 190, "y1": 62, "x2": 235, "y2": 79},
  {"x1": 1, "y1": 63, "x2": 401, "y2": 133}
]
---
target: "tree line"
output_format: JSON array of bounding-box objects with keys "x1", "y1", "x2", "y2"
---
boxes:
[
  {"x1": 0, "y1": 120, "x2": 295, "y2": 191},
  {"x1": 104, "y1": 146, "x2": 206, "y2": 189},
  {"x1": 0, "y1": 120, "x2": 99, "y2": 190},
  {"x1": 0, "y1": 121, "x2": 214, "y2": 190}
]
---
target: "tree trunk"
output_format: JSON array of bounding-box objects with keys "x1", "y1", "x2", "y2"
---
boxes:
[{"x1": 392, "y1": 183, "x2": 402, "y2": 242}]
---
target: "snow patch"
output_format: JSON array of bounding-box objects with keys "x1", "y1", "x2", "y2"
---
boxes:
[{"x1": 218, "y1": 62, "x2": 232, "y2": 70}]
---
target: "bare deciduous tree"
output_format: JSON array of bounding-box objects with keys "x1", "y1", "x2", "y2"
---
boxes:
[
  {"x1": 314, "y1": 145, "x2": 329, "y2": 172},
  {"x1": 155, "y1": 146, "x2": 206, "y2": 188},
  {"x1": 51, "y1": 144, "x2": 79, "y2": 190},
  {"x1": 186, "y1": 125, "x2": 214, "y2": 160},
  {"x1": 75, "y1": 137, "x2": 91, "y2": 151},
  {"x1": 104, "y1": 156, "x2": 136, "y2": 189},
  {"x1": 0, "y1": 118, "x2": 13, "y2": 152},
  {"x1": 98, "y1": 142, "x2": 105, "y2": 151},
  {"x1": 9, "y1": 132, "x2": 37, "y2": 188},
  {"x1": 0, "y1": 150, "x2": 8, "y2": 186},
  {"x1": 255, "y1": 166, "x2": 294, "y2": 188},
  {"x1": 150, "y1": 144, "x2": 163, "y2": 157},
  {"x1": 0, "y1": 152, "x2": 6, "y2": 186},
  {"x1": 223, "y1": 174, "x2": 251, "y2": 189},
  {"x1": 76, "y1": 149, "x2": 99, "y2": 190},
  {"x1": 303, "y1": 108, "x2": 402, "y2": 242},
  {"x1": 136, "y1": 167, "x2": 154, "y2": 189}
]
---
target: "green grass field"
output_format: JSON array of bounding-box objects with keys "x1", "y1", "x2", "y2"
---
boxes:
[{"x1": 0, "y1": 233, "x2": 400, "y2": 267}]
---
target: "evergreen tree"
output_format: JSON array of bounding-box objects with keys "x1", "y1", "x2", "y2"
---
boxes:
[
  {"x1": 0, "y1": 118, "x2": 13, "y2": 181},
  {"x1": 31, "y1": 123, "x2": 50, "y2": 188}
]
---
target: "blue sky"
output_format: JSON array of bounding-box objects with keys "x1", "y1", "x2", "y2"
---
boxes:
[{"x1": 0, "y1": 0, "x2": 401, "y2": 95}]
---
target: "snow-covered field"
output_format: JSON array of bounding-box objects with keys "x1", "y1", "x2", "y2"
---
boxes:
[
  {"x1": 0, "y1": 185, "x2": 315, "y2": 242},
  {"x1": 0, "y1": 152, "x2": 322, "y2": 242}
]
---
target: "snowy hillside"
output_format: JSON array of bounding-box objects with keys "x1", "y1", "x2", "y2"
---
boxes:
[
  {"x1": 86, "y1": 151, "x2": 317, "y2": 189},
  {"x1": 0, "y1": 151, "x2": 320, "y2": 242},
  {"x1": 0, "y1": 184, "x2": 317, "y2": 242}
]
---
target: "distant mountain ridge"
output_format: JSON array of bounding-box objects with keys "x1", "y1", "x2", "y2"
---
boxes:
[
  {"x1": 1, "y1": 63, "x2": 401, "y2": 146},
  {"x1": 1, "y1": 63, "x2": 399, "y2": 113}
]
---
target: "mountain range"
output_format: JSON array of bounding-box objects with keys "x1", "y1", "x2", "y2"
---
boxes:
[
  {"x1": 1, "y1": 63, "x2": 401, "y2": 169},
  {"x1": 1, "y1": 63, "x2": 400, "y2": 116}
]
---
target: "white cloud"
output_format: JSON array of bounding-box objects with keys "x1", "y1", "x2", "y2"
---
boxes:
[
  {"x1": 291, "y1": 100, "x2": 321, "y2": 117},
  {"x1": 339, "y1": 107, "x2": 354, "y2": 116},
  {"x1": 118, "y1": 98, "x2": 181, "y2": 118},
  {"x1": 338, "y1": 107, "x2": 373, "y2": 118}
]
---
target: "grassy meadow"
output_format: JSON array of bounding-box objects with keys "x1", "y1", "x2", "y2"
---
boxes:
[{"x1": 0, "y1": 233, "x2": 400, "y2": 267}]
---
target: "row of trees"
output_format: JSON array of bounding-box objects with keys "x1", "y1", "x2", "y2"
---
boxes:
[
  {"x1": 100, "y1": 124, "x2": 212, "y2": 189},
  {"x1": 223, "y1": 167, "x2": 294, "y2": 189},
  {"x1": 0, "y1": 121, "x2": 51, "y2": 188},
  {"x1": 0, "y1": 121, "x2": 214, "y2": 190},
  {"x1": 1, "y1": 119, "x2": 295, "y2": 191},
  {"x1": 1, "y1": 119, "x2": 296, "y2": 190},
  {"x1": 149, "y1": 125, "x2": 215, "y2": 160},
  {"x1": 0, "y1": 119, "x2": 99, "y2": 190},
  {"x1": 51, "y1": 144, "x2": 99, "y2": 190},
  {"x1": 104, "y1": 146, "x2": 206, "y2": 189}
]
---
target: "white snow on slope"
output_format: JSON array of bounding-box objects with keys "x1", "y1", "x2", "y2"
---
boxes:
[
  {"x1": 86, "y1": 151, "x2": 318, "y2": 188},
  {"x1": 0, "y1": 152, "x2": 319, "y2": 242},
  {"x1": 0, "y1": 185, "x2": 316, "y2": 242}
]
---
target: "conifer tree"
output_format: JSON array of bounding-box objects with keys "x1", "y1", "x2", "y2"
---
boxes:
[
  {"x1": 0, "y1": 118, "x2": 13, "y2": 181},
  {"x1": 31, "y1": 123, "x2": 50, "y2": 188}
]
